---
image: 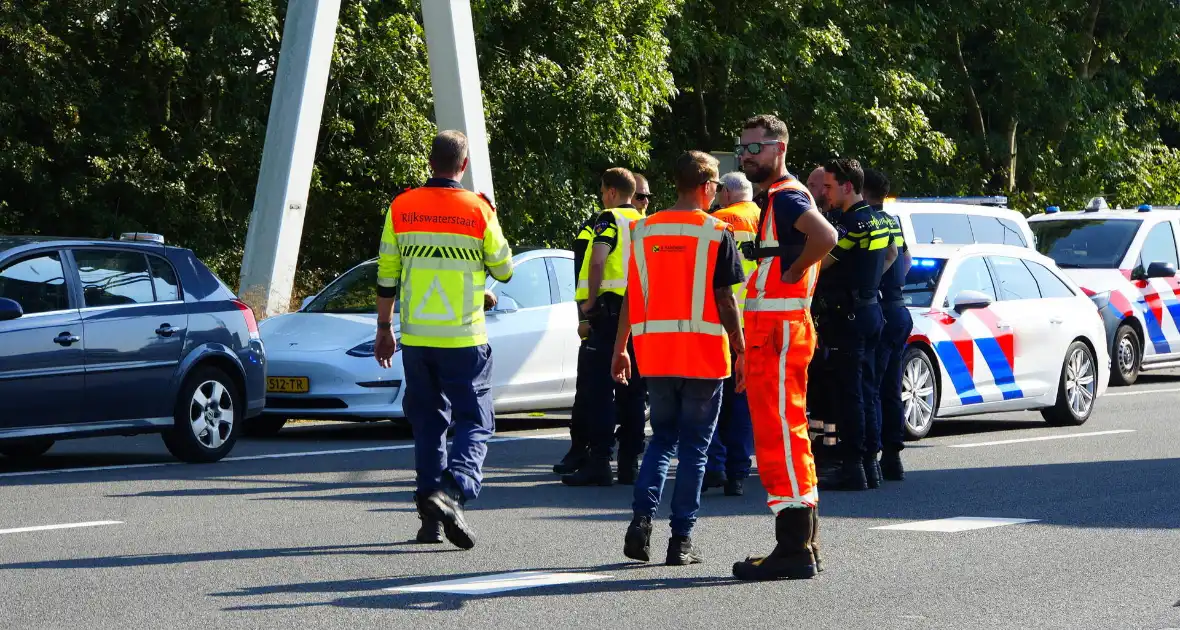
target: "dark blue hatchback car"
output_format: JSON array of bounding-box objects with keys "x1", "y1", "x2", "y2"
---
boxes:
[{"x1": 0, "y1": 234, "x2": 266, "y2": 463}]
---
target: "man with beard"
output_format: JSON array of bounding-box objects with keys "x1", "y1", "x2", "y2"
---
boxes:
[{"x1": 731, "y1": 114, "x2": 837, "y2": 581}]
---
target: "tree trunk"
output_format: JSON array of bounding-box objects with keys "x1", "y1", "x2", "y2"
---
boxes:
[
  {"x1": 954, "y1": 31, "x2": 990, "y2": 173},
  {"x1": 1006, "y1": 117, "x2": 1018, "y2": 193}
]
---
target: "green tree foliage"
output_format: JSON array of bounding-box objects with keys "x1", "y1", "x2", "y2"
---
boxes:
[{"x1": 2, "y1": 0, "x2": 1179, "y2": 304}]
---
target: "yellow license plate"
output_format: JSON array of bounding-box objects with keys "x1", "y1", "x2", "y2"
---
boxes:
[{"x1": 267, "y1": 377, "x2": 309, "y2": 393}]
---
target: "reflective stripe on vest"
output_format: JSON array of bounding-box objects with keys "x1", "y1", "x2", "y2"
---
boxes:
[
  {"x1": 744, "y1": 179, "x2": 820, "y2": 315},
  {"x1": 575, "y1": 207, "x2": 643, "y2": 298},
  {"x1": 630, "y1": 218, "x2": 726, "y2": 338}
]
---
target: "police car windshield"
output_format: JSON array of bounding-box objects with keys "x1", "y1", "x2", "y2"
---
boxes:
[
  {"x1": 1030, "y1": 218, "x2": 1141, "y2": 269},
  {"x1": 902, "y1": 258, "x2": 946, "y2": 308},
  {"x1": 305, "y1": 262, "x2": 395, "y2": 314}
]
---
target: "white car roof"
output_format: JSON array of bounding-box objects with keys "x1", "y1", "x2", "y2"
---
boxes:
[
  {"x1": 1026, "y1": 209, "x2": 1162, "y2": 222},
  {"x1": 908, "y1": 242, "x2": 1057, "y2": 266},
  {"x1": 884, "y1": 201, "x2": 1026, "y2": 220}
]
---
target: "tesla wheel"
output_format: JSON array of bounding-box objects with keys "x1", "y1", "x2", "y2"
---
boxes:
[
  {"x1": 243, "y1": 416, "x2": 288, "y2": 438},
  {"x1": 0, "y1": 438, "x2": 55, "y2": 461},
  {"x1": 162, "y1": 365, "x2": 240, "y2": 463},
  {"x1": 1042, "y1": 341, "x2": 1097, "y2": 427},
  {"x1": 1110, "y1": 324, "x2": 1140, "y2": 386},
  {"x1": 901, "y1": 346, "x2": 938, "y2": 440}
]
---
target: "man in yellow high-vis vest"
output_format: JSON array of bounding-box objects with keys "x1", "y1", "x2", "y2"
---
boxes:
[
  {"x1": 561, "y1": 168, "x2": 649, "y2": 487},
  {"x1": 702, "y1": 171, "x2": 761, "y2": 497},
  {"x1": 374, "y1": 130, "x2": 513, "y2": 551}
]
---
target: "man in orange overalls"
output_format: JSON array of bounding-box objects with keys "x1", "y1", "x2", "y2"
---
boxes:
[{"x1": 731, "y1": 114, "x2": 838, "y2": 581}]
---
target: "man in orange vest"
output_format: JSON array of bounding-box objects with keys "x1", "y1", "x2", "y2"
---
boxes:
[
  {"x1": 610, "y1": 151, "x2": 747, "y2": 566},
  {"x1": 702, "y1": 170, "x2": 761, "y2": 496},
  {"x1": 730, "y1": 114, "x2": 838, "y2": 581}
]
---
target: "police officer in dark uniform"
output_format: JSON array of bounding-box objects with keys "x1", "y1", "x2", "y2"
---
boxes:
[
  {"x1": 812, "y1": 159, "x2": 893, "y2": 491},
  {"x1": 864, "y1": 169, "x2": 912, "y2": 481}
]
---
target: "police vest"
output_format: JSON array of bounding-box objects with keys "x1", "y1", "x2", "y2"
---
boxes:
[
  {"x1": 377, "y1": 187, "x2": 513, "y2": 348},
  {"x1": 743, "y1": 178, "x2": 820, "y2": 320},
  {"x1": 627, "y1": 210, "x2": 731, "y2": 380},
  {"x1": 575, "y1": 206, "x2": 644, "y2": 301},
  {"x1": 712, "y1": 200, "x2": 761, "y2": 315}
]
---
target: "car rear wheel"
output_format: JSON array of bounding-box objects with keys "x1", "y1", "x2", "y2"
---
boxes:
[
  {"x1": 901, "y1": 346, "x2": 938, "y2": 440},
  {"x1": 1110, "y1": 324, "x2": 1140, "y2": 386},
  {"x1": 0, "y1": 438, "x2": 55, "y2": 461},
  {"x1": 243, "y1": 416, "x2": 288, "y2": 438},
  {"x1": 162, "y1": 366, "x2": 240, "y2": 463},
  {"x1": 1042, "y1": 341, "x2": 1097, "y2": 426}
]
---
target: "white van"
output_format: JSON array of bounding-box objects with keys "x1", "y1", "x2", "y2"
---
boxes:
[{"x1": 884, "y1": 197, "x2": 1036, "y2": 249}]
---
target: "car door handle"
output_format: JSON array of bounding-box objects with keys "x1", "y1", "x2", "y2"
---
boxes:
[
  {"x1": 1049, "y1": 317, "x2": 1064, "y2": 324},
  {"x1": 996, "y1": 321, "x2": 1012, "y2": 330},
  {"x1": 156, "y1": 324, "x2": 177, "y2": 337},
  {"x1": 54, "y1": 332, "x2": 80, "y2": 346}
]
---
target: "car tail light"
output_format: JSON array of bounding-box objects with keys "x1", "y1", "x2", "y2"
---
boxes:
[{"x1": 232, "y1": 299, "x2": 260, "y2": 339}]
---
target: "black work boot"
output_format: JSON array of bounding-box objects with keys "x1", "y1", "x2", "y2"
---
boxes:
[
  {"x1": 616, "y1": 452, "x2": 640, "y2": 485},
  {"x1": 863, "y1": 453, "x2": 882, "y2": 489},
  {"x1": 732, "y1": 507, "x2": 818, "y2": 581},
  {"x1": 561, "y1": 457, "x2": 614, "y2": 486},
  {"x1": 553, "y1": 442, "x2": 588, "y2": 475},
  {"x1": 724, "y1": 477, "x2": 744, "y2": 496},
  {"x1": 666, "y1": 535, "x2": 703, "y2": 566},
  {"x1": 422, "y1": 474, "x2": 476, "y2": 550},
  {"x1": 881, "y1": 448, "x2": 905, "y2": 481},
  {"x1": 412, "y1": 492, "x2": 443, "y2": 544},
  {"x1": 702, "y1": 469, "x2": 727, "y2": 492},
  {"x1": 819, "y1": 456, "x2": 869, "y2": 491},
  {"x1": 623, "y1": 515, "x2": 653, "y2": 562}
]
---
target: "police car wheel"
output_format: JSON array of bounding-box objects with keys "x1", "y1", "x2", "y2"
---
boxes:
[
  {"x1": 1042, "y1": 341, "x2": 1097, "y2": 427},
  {"x1": 901, "y1": 346, "x2": 938, "y2": 440},
  {"x1": 162, "y1": 366, "x2": 241, "y2": 463},
  {"x1": 1110, "y1": 324, "x2": 1140, "y2": 387}
]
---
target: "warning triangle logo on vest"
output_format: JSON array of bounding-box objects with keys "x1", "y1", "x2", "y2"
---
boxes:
[{"x1": 413, "y1": 276, "x2": 456, "y2": 321}]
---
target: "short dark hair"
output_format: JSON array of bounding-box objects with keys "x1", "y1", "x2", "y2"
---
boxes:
[
  {"x1": 863, "y1": 168, "x2": 891, "y2": 201},
  {"x1": 430, "y1": 130, "x2": 468, "y2": 175},
  {"x1": 601, "y1": 167, "x2": 637, "y2": 198},
  {"x1": 742, "y1": 114, "x2": 789, "y2": 142},
  {"x1": 824, "y1": 158, "x2": 864, "y2": 195},
  {"x1": 674, "y1": 151, "x2": 719, "y2": 194}
]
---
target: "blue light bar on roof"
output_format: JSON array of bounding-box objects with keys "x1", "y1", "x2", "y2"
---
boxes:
[
  {"x1": 1139, "y1": 204, "x2": 1153, "y2": 212},
  {"x1": 912, "y1": 258, "x2": 940, "y2": 268},
  {"x1": 896, "y1": 196, "x2": 1009, "y2": 207},
  {"x1": 1045, "y1": 206, "x2": 1060, "y2": 214}
]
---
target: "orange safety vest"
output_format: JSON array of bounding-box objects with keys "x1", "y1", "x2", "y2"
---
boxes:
[
  {"x1": 712, "y1": 200, "x2": 760, "y2": 243},
  {"x1": 626, "y1": 209, "x2": 731, "y2": 380},
  {"x1": 743, "y1": 178, "x2": 820, "y2": 318}
]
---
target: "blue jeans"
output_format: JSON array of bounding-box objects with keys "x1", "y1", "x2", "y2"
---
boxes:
[
  {"x1": 632, "y1": 377, "x2": 723, "y2": 537},
  {"x1": 401, "y1": 344, "x2": 495, "y2": 502},
  {"x1": 705, "y1": 373, "x2": 753, "y2": 479},
  {"x1": 873, "y1": 305, "x2": 914, "y2": 452}
]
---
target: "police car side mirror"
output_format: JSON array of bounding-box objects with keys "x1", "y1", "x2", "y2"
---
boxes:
[
  {"x1": 0, "y1": 297, "x2": 23, "y2": 322},
  {"x1": 492, "y1": 295, "x2": 520, "y2": 313},
  {"x1": 1146, "y1": 261, "x2": 1176, "y2": 279},
  {"x1": 952, "y1": 290, "x2": 992, "y2": 313}
]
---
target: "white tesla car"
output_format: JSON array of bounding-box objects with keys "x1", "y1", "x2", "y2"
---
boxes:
[
  {"x1": 249, "y1": 248, "x2": 581, "y2": 435},
  {"x1": 899, "y1": 243, "x2": 1110, "y2": 439}
]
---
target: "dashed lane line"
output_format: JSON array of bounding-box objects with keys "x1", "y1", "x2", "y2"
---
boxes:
[
  {"x1": 1103, "y1": 386, "x2": 1180, "y2": 397},
  {"x1": 0, "y1": 521, "x2": 123, "y2": 535},
  {"x1": 946, "y1": 429, "x2": 1136, "y2": 448}
]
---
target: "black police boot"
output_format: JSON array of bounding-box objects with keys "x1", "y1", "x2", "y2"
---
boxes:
[
  {"x1": 422, "y1": 474, "x2": 475, "y2": 550},
  {"x1": 666, "y1": 535, "x2": 703, "y2": 566},
  {"x1": 881, "y1": 448, "x2": 905, "y2": 481},
  {"x1": 702, "y1": 469, "x2": 727, "y2": 492},
  {"x1": 724, "y1": 477, "x2": 744, "y2": 496},
  {"x1": 412, "y1": 491, "x2": 443, "y2": 544},
  {"x1": 819, "y1": 456, "x2": 869, "y2": 491},
  {"x1": 553, "y1": 443, "x2": 588, "y2": 475},
  {"x1": 732, "y1": 507, "x2": 818, "y2": 581},
  {"x1": 616, "y1": 454, "x2": 640, "y2": 485},
  {"x1": 623, "y1": 515, "x2": 653, "y2": 562},
  {"x1": 863, "y1": 453, "x2": 882, "y2": 489},
  {"x1": 561, "y1": 457, "x2": 614, "y2": 487}
]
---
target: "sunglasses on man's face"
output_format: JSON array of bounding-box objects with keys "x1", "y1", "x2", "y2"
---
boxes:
[
  {"x1": 734, "y1": 141, "x2": 780, "y2": 157},
  {"x1": 635, "y1": 193, "x2": 653, "y2": 201}
]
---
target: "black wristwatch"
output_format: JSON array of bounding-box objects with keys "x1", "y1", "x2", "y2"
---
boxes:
[{"x1": 377, "y1": 321, "x2": 392, "y2": 331}]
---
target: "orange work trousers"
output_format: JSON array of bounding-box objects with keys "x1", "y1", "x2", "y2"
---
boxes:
[{"x1": 743, "y1": 312, "x2": 819, "y2": 512}]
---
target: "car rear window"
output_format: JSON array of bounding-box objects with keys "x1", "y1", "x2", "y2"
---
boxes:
[
  {"x1": 910, "y1": 212, "x2": 1027, "y2": 246},
  {"x1": 1030, "y1": 218, "x2": 1141, "y2": 269},
  {"x1": 902, "y1": 257, "x2": 946, "y2": 308}
]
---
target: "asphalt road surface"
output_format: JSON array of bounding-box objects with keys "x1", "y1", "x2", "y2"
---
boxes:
[{"x1": 2, "y1": 376, "x2": 1180, "y2": 630}]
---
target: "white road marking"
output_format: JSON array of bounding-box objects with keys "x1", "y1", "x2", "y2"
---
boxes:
[
  {"x1": 0, "y1": 521, "x2": 122, "y2": 535},
  {"x1": 1103, "y1": 386, "x2": 1180, "y2": 397},
  {"x1": 384, "y1": 571, "x2": 612, "y2": 595},
  {"x1": 0, "y1": 431, "x2": 571, "y2": 479},
  {"x1": 871, "y1": 517, "x2": 1038, "y2": 532},
  {"x1": 946, "y1": 429, "x2": 1135, "y2": 448}
]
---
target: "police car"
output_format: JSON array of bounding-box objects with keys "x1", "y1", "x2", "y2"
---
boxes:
[
  {"x1": 899, "y1": 243, "x2": 1110, "y2": 439},
  {"x1": 1028, "y1": 198, "x2": 1180, "y2": 385},
  {"x1": 884, "y1": 196, "x2": 1035, "y2": 249}
]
